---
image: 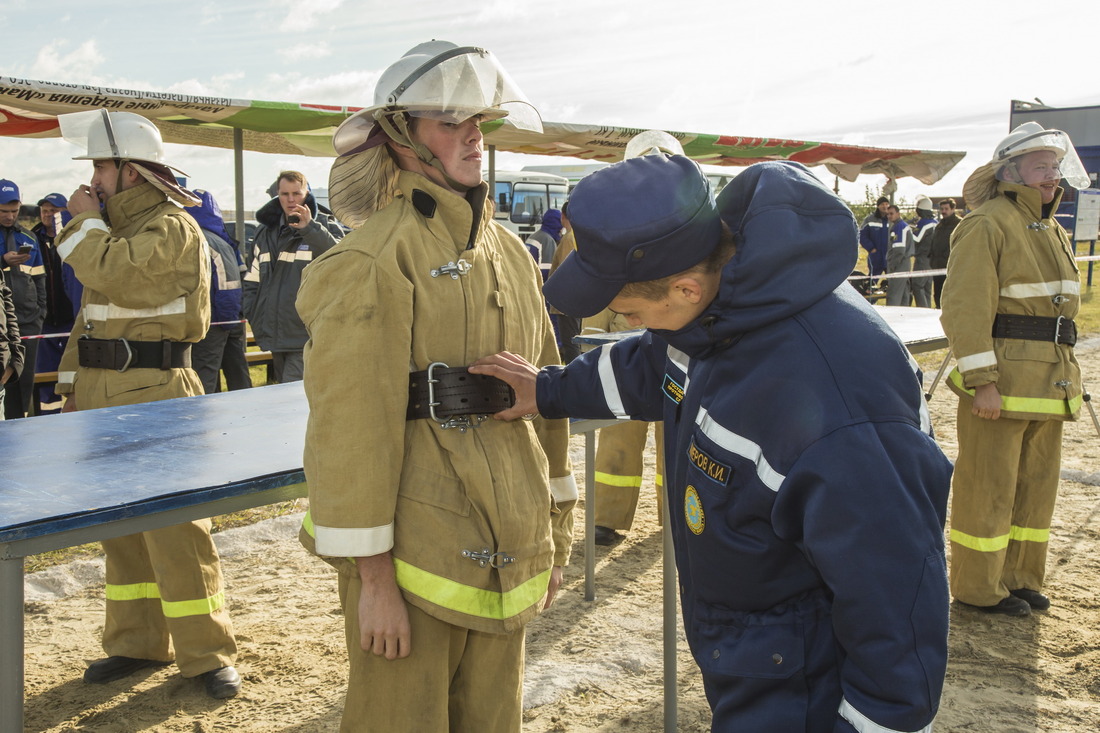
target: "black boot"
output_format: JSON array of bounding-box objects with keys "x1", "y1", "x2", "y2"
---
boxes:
[
  {"x1": 202, "y1": 665, "x2": 242, "y2": 699},
  {"x1": 83, "y1": 656, "x2": 170, "y2": 684},
  {"x1": 1010, "y1": 588, "x2": 1051, "y2": 611},
  {"x1": 957, "y1": 596, "x2": 1031, "y2": 617}
]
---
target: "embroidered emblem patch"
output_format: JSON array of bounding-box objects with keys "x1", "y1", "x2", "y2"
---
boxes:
[
  {"x1": 685, "y1": 485, "x2": 705, "y2": 535},
  {"x1": 662, "y1": 374, "x2": 685, "y2": 404},
  {"x1": 688, "y1": 437, "x2": 731, "y2": 485}
]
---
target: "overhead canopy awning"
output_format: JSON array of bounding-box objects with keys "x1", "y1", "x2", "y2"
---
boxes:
[{"x1": 0, "y1": 76, "x2": 964, "y2": 184}]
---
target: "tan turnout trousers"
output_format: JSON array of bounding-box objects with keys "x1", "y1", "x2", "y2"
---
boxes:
[
  {"x1": 101, "y1": 518, "x2": 236, "y2": 677},
  {"x1": 338, "y1": 572, "x2": 524, "y2": 733},
  {"x1": 949, "y1": 403, "x2": 1063, "y2": 606},
  {"x1": 594, "y1": 421, "x2": 665, "y2": 530}
]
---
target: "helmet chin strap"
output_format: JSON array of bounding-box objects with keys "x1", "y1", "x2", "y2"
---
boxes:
[{"x1": 377, "y1": 112, "x2": 472, "y2": 193}]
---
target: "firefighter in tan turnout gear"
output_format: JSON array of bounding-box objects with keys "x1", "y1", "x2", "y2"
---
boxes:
[
  {"x1": 582, "y1": 307, "x2": 665, "y2": 545},
  {"x1": 941, "y1": 121, "x2": 1089, "y2": 617},
  {"x1": 55, "y1": 110, "x2": 240, "y2": 698},
  {"x1": 297, "y1": 41, "x2": 576, "y2": 732}
]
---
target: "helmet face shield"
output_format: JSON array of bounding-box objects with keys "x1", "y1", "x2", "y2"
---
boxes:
[
  {"x1": 993, "y1": 126, "x2": 1090, "y2": 190},
  {"x1": 381, "y1": 46, "x2": 542, "y2": 133}
]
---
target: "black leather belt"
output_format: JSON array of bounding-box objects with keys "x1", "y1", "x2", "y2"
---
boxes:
[
  {"x1": 992, "y1": 314, "x2": 1076, "y2": 347},
  {"x1": 77, "y1": 337, "x2": 193, "y2": 371},
  {"x1": 407, "y1": 362, "x2": 514, "y2": 424}
]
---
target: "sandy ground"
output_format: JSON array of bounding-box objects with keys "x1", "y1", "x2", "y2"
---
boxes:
[{"x1": 19, "y1": 339, "x2": 1100, "y2": 732}]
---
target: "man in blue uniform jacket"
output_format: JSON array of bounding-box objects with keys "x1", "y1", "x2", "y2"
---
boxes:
[{"x1": 472, "y1": 149, "x2": 952, "y2": 733}]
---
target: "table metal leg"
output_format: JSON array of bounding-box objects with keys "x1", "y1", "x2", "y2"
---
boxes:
[
  {"x1": 0, "y1": 555, "x2": 25, "y2": 732},
  {"x1": 584, "y1": 429, "x2": 596, "y2": 602}
]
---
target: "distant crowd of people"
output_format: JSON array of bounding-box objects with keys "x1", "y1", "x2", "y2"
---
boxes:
[{"x1": 858, "y1": 194, "x2": 963, "y2": 308}]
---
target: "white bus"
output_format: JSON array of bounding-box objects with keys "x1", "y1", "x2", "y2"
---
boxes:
[{"x1": 488, "y1": 170, "x2": 570, "y2": 239}]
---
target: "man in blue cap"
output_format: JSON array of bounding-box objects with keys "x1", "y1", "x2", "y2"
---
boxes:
[
  {"x1": 473, "y1": 146, "x2": 952, "y2": 732},
  {"x1": 0, "y1": 179, "x2": 46, "y2": 418}
]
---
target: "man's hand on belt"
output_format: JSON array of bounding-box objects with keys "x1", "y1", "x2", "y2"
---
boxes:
[{"x1": 469, "y1": 351, "x2": 540, "y2": 421}]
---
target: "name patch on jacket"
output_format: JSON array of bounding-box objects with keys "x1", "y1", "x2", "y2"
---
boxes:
[
  {"x1": 663, "y1": 374, "x2": 685, "y2": 404},
  {"x1": 688, "y1": 437, "x2": 731, "y2": 485}
]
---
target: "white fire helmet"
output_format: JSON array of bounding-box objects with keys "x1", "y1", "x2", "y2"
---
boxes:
[
  {"x1": 963, "y1": 122, "x2": 1089, "y2": 208},
  {"x1": 329, "y1": 41, "x2": 542, "y2": 228}
]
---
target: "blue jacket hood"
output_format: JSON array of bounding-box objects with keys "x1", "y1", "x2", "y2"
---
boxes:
[
  {"x1": 189, "y1": 189, "x2": 234, "y2": 245},
  {"x1": 658, "y1": 162, "x2": 857, "y2": 356},
  {"x1": 539, "y1": 208, "x2": 562, "y2": 242}
]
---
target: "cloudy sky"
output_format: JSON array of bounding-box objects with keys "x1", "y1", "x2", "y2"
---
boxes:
[{"x1": 0, "y1": 0, "x2": 1096, "y2": 214}]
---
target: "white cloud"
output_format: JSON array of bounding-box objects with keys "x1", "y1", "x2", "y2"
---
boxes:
[
  {"x1": 200, "y1": 3, "x2": 222, "y2": 25},
  {"x1": 276, "y1": 0, "x2": 345, "y2": 31},
  {"x1": 280, "y1": 42, "x2": 332, "y2": 63},
  {"x1": 29, "y1": 39, "x2": 104, "y2": 82}
]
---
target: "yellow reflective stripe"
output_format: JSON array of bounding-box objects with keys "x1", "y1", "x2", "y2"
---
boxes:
[
  {"x1": 105, "y1": 582, "x2": 161, "y2": 602},
  {"x1": 1010, "y1": 525, "x2": 1050, "y2": 543},
  {"x1": 394, "y1": 558, "x2": 551, "y2": 621},
  {"x1": 951, "y1": 525, "x2": 1049, "y2": 552},
  {"x1": 655, "y1": 473, "x2": 664, "y2": 488},
  {"x1": 948, "y1": 370, "x2": 1080, "y2": 416},
  {"x1": 595, "y1": 471, "x2": 643, "y2": 488},
  {"x1": 302, "y1": 508, "x2": 315, "y2": 537},
  {"x1": 161, "y1": 590, "x2": 225, "y2": 619},
  {"x1": 105, "y1": 581, "x2": 224, "y2": 618}
]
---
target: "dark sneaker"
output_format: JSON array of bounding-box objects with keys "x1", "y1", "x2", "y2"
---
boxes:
[
  {"x1": 958, "y1": 596, "x2": 1031, "y2": 617},
  {"x1": 202, "y1": 665, "x2": 241, "y2": 699},
  {"x1": 1010, "y1": 588, "x2": 1051, "y2": 611},
  {"x1": 593, "y1": 525, "x2": 625, "y2": 546},
  {"x1": 83, "y1": 656, "x2": 170, "y2": 684}
]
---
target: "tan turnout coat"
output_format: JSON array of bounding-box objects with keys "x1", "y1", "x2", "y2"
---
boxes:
[{"x1": 298, "y1": 171, "x2": 575, "y2": 634}]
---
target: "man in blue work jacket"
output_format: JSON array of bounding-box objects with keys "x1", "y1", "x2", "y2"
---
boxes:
[{"x1": 473, "y1": 145, "x2": 953, "y2": 733}]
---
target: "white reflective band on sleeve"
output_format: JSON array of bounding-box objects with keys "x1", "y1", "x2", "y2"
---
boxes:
[
  {"x1": 313, "y1": 522, "x2": 394, "y2": 558},
  {"x1": 695, "y1": 407, "x2": 785, "y2": 492},
  {"x1": 892, "y1": 242, "x2": 907, "y2": 249},
  {"x1": 914, "y1": 223, "x2": 935, "y2": 242},
  {"x1": 597, "y1": 343, "x2": 628, "y2": 417},
  {"x1": 26, "y1": 264, "x2": 45, "y2": 276},
  {"x1": 243, "y1": 257, "x2": 263, "y2": 283},
  {"x1": 58, "y1": 371, "x2": 77, "y2": 384},
  {"x1": 866, "y1": 222, "x2": 883, "y2": 228},
  {"x1": 838, "y1": 698, "x2": 931, "y2": 733},
  {"x1": 550, "y1": 474, "x2": 579, "y2": 502},
  {"x1": 221, "y1": 280, "x2": 242, "y2": 290},
  {"x1": 956, "y1": 350, "x2": 997, "y2": 373},
  {"x1": 277, "y1": 252, "x2": 297, "y2": 263},
  {"x1": 211, "y1": 249, "x2": 230, "y2": 290},
  {"x1": 84, "y1": 297, "x2": 187, "y2": 321},
  {"x1": 57, "y1": 218, "x2": 110, "y2": 261},
  {"x1": 667, "y1": 345, "x2": 691, "y2": 394},
  {"x1": 908, "y1": 353, "x2": 932, "y2": 436},
  {"x1": 295, "y1": 250, "x2": 313, "y2": 261},
  {"x1": 999, "y1": 279, "x2": 1080, "y2": 299}
]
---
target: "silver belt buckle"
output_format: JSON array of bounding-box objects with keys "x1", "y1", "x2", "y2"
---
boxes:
[
  {"x1": 116, "y1": 338, "x2": 134, "y2": 372},
  {"x1": 426, "y1": 361, "x2": 484, "y2": 433}
]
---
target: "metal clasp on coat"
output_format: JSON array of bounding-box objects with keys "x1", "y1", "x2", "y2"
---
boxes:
[
  {"x1": 462, "y1": 548, "x2": 515, "y2": 569},
  {"x1": 1054, "y1": 315, "x2": 1067, "y2": 344},
  {"x1": 431, "y1": 259, "x2": 472, "y2": 279},
  {"x1": 426, "y1": 361, "x2": 485, "y2": 433},
  {"x1": 1027, "y1": 221, "x2": 1050, "y2": 231}
]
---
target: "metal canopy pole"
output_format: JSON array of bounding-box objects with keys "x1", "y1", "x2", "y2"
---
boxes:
[{"x1": 234, "y1": 128, "x2": 245, "y2": 254}]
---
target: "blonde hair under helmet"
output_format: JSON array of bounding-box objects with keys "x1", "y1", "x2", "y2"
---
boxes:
[
  {"x1": 963, "y1": 121, "x2": 1089, "y2": 209},
  {"x1": 328, "y1": 41, "x2": 542, "y2": 229}
]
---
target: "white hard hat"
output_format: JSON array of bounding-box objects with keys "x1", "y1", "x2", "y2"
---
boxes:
[
  {"x1": 964, "y1": 121, "x2": 1089, "y2": 208},
  {"x1": 332, "y1": 41, "x2": 542, "y2": 156},
  {"x1": 60, "y1": 110, "x2": 181, "y2": 170},
  {"x1": 915, "y1": 195, "x2": 934, "y2": 211},
  {"x1": 59, "y1": 109, "x2": 198, "y2": 206},
  {"x1": 329, "y1": 41, "x2": 542, "y2": 229}
]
